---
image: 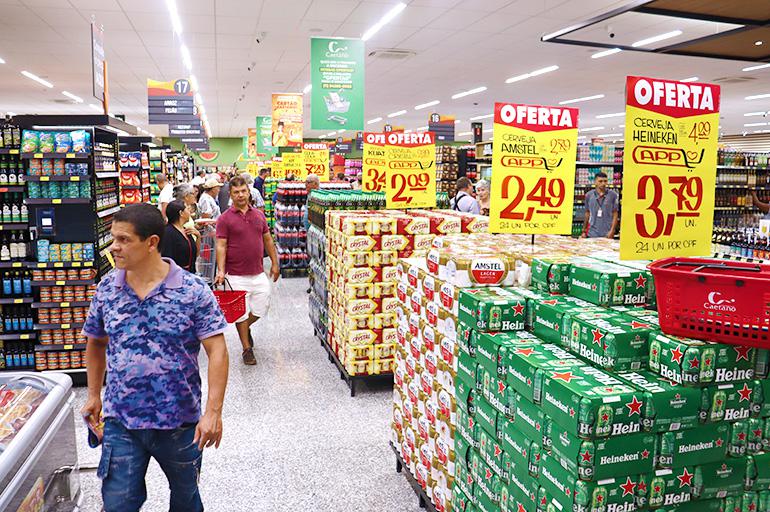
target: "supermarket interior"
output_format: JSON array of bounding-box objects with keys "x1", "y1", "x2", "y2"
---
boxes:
[{"x1": 5, "y1": 1, "x2": 770, "y2": 511}]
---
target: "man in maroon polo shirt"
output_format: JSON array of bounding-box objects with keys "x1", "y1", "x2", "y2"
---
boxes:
[{"x1": 215, "y1": 176, "x2": 280, "y2": 365}]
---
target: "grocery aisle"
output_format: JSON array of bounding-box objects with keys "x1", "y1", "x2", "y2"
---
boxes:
[{"x1": 71, "y1": 272, "x2": 421, "y2": 512}]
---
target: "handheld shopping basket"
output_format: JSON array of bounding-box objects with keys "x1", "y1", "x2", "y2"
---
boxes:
[
  {"x1": 212, "y1": 279, "x2": 247, "y2": 324},
  {"x1": 649, "y1": 257, "x2": 770, "y2": 348}
]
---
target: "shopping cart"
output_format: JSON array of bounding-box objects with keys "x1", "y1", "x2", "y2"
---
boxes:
[{"x1": 196, "y1": 223, "x2": 217, "y2": 284}]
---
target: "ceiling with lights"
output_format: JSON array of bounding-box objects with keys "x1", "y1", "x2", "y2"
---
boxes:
[{"x1": 1, "y1": 0, "x2": 770, "y2": 141}]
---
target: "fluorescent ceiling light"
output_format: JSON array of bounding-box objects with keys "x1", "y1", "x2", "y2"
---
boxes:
[
  {"x1": 591, "y1": 48, "x2": 621, "y2": 59},
  {"x1": 632, "y1": 30, "x2": 683, "y2": 48},
  {"x1": 165, "y1": 0, "x2": 183, "y2": 35},
  {"x1": 743, "y1": 63, "x2": 770, "y2": 72},
  {"x1": 483, "y1": 128, "x2": 493, "y2": 133},
  {"x1": 414, "y1": 100, "x2": 439, "y2": 110},
  {"x1": 577, "y1": 135, "x2": 587, "y2": 140},
  {"x1": 469, "y1": 113, "x2": 493, "y2": 121},
  {"x1": 559, "y1": 94, "x2": 604, "y2": 105},
  {"x1": 88, "y1": 103, "x2": 102, "y2": 111},
  {"x1": 387, "y1": 109, "x2": 406, "y2": 118},
  {"x1": 416, "y1": 126, "x2": 428, "y2": 131},
  {"x1": 0, "y1": 57, "x2": 5, "y2": 64},
  {"x1": 62, "y1": 91, "x2": 83, "y2": 103},
  {"x1": 21, "y1": 70, "x2": 53, "y2": 88},
  {"x1": 367, "y1": 117, "x2": 382, "y2": 124},
  {"x1": 404, "y1": 129, "x2": 412, "y2": 133},
  {"x1": 361, "y1": 2, "x2": 407, "y2": 42},
  {"x1": 452, "y1": 86, "x2": 487, "y2": 99},
  {"x1": 303, "y1": 84, "x2": 312, "y2": 94},
  {"x1": 680, "y1": 76, "x2": 698, "y2": 82},
  {"x1": 746, "y1": 93, "x2": 770, "y2": 101},
  {"x1": 195, "y1": 92, "x2": 202, "y2": 105},
  {"x1": 744, "y1": 122, "x2": 769, "y2": 127},
  {"x1": 744, "y1": 111, "x2": 768, "y2": 117},
  {"x1": 753, "y1": 129, "x2": 770, "y2": 133},
  {"x1": 596, "y1": 112, "x2": 624, "y2": 119},
  {"x1": 505, "y1": 65, "x2": 559, "y2": 84},
  {"x1": 756, "y1": 41, "x2": 764, "y2": 46},
  {"x1": 458, "y1": 131, "x2": 471, "y2": 136},
  {"x1": 598, "y1": 132, "x2": 622, "y2": 137},
  {"x1": 579, "y1": 126, "x2": 605, "y2": 132},
  {"x1": 190, "y1": 75, "x2": 199, "y2": 91},
  {"x1": 326, "y1": 132, "x2": 337, "y2": 136},
  {"x1": 336, "y1": 129, "x2": 345, "y2": 134},
  {"x1": 180, "y1": 44, "x2": 192, "y2": 70}
]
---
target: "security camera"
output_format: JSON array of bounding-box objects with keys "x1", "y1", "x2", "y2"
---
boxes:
[
  {"x1": 255, "y1": 32, "x2": 267, "y2": 44},
  {"x1": 607, "y1": 25, "x2": 615, "y2": 39}
]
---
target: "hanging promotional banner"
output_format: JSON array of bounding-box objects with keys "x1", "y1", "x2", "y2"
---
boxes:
[
  {"x1": 91, "y1": 22, "x2": 105, "y2": 102},
  {"x1": 247, "y1": 128, "x2": 257, "y2": 159},
  {"x1": 271, "y1": 93, "x2": 303, "y2": 147},
  {"x1": 619, "y1": 76, "x2": 720, "y2": 260},
  {"x1": 385, "y1": 132, "x2": 436, "y2": 209},
  {"x1": 362, "y1": 132, "x2": 387, "y2": 192},
  {"x1": 488, "y1": 102, "x2": 579, "y2": 234},
  {"x1": 282, "y1": 151, "x2": 304, "y2": 179},
  {"x1": 428, "y1": 113, "x2": 456, "y2": 141},
  {"x1": 147, "y1": 78, "x2": 195, "y2": 125},
  {"x1": 257, "y1": 116, "x2": 276, "y2": 157},
  {"x1": 302, "y1": 142, "x2": 330, "y2": 181},
  {"x1": 310, "y1": 37, "x2": 365, "y2": 131}
]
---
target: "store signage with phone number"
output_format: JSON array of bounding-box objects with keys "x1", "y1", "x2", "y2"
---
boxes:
[
  {"x1": 489, "y1": 102, "x2": 578, "y2": 234},
  {"x1": 385, "y1": 132, "x2": 436, "y2": 209},
  {"x1": 302, "y1": 142, "x2": 330, "y2": 181},
  {"x1": 619, "y1": 76, "x2": 720, "y2": 260}
]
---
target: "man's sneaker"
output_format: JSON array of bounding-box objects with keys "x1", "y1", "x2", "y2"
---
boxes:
[{"x1": 242, "y1": 348, "x2": 256, "y2": 365}]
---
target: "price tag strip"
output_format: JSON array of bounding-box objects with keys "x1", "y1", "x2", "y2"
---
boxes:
[
  {"x1": 489, "y1": 102, "x2": 578, "y2": 234},
  {"x1": 619, "y1": 76, "x2": 720, "y2": 260},
  {"x1": 282, "y1": 151, "x2": 304, "y2": 180},
  {"x1": 362, "y1": 132, "x2": 387, "y2": 192},
  {"x1": 302, "y1": 142, "x2": 330, "y2": 181},
  {"x1": 384, "y1": 132, "x2": 436, "y2": 209}
]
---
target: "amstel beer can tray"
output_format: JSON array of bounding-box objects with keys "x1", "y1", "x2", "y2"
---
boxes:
[
  {"x1": 391, "y1": 442, "x2": 438, "y2": 512},
  {"x1": 317, "y1": 332, "x2": 393, "y2": 397}
]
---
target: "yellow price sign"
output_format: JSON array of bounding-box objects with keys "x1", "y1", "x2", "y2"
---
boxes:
[
  {"x1": 60, "y1": 302, "x2": 70, "y2": 307},
  {"x1": 363, "y1": 133, "x2": 387, "y2": 192},
  {"x1": 40, "y1": 176, "x2": 50, "y2": 182},
  {"x1": 489, "y1": 103, "x2": 578, "y2": 234},
  {"x1": 271, "y1": 158, "x2": 285, "y2": 179},
  {"x1": 52, "y1": 199, "x2": 61, "y2": 204},
  {"x1": 63, "y1": 344, "x2": 73, "y2": 350},
  {"x1": 66, "y1": 153, "x2": 75, "y2": 158},
  {"x1": 619, "y1": 76, "x2": 720, "y2": 260},
  {"x1": 61, "y1": 323, "x2": 70, "y2": 329},
  {"x1": 33, "y1": 153, "x2": 43, "y2": 158},
  {"x1": 55, "y1": 280, "x2": 65, "y2": 285},
  {"x1": 282, "y1": 151, "x2": 304, "y2": 180},
  {"x1": 20, "y1": 334, "x2": 29, "y2": 340},
  {"x1": 13, "y1": 298, "x2": 22, "y2": 304},
  {"x1": 12, "y1": 262, "x2": 21, "y2": 268},
  {"x1": 384, "y1": 132, "x2": 436, "y2": 209},
  {"x1": 302, "y1": 142, "x2": 330, "y2": 181}
]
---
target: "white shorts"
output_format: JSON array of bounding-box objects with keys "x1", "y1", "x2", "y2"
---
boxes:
[{"x1": 226, "y1": 273, "x2": 271, "y2": 321}]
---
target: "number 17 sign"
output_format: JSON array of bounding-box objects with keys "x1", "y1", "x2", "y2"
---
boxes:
[{"x1": 489, "y1": 102, "x2": 579, "y2": 234}]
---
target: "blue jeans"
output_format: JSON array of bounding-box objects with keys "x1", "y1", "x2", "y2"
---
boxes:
[{"x1": 98, "y1": 419, "x2": 203, "y2": 512}]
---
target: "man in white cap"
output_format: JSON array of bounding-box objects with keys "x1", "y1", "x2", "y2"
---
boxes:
[{"x1": 198, "y1": 177, "x2": 222, "y2": 222}]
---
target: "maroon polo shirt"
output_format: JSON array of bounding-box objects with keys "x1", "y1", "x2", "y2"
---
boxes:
[{"x1": 216, "y1": 206, "x2": 269, "y2": 276}]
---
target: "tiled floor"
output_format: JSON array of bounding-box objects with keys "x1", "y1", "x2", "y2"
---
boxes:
[{"x1": 72, "y1": 274, "x2": 422, "y2": 511}]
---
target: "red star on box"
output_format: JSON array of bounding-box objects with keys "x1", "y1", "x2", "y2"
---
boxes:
[
  {"x1": 581, "y1": 450, "x2": 593, "y2": 462},
  {"x1": 738, "y1": 383, "x2": 753, "y2": 402},
  {"x1": 591, "y1": 283, "x2": 597, "y2": 291},
  {"x1": 605, "y1": 387, "x2": 615, "y2": 393},
  {"x1": 738, "y1": 432, "x2": 747, "y2": 441},
  {"x1": 536, "y1": 422, "x2": 542, "y2": 431},
  {"x1": 641, "y1": 449, "x2": 650, "y2": 459},
  {"x1": 637, "y1": 481, "x2": 647, "y2": 493},
  {"x1": 468, "y1": 418, "x2": 475, "y2": 428},
  {"x1": 542, "y1": 299, "x2": 558, "y2": 305},
  {"x1": 654, "y1": 485, "x2": 661, "y2": 493},
  {"x1": 735, "y1": 346, "x2": 751, "y2": 362},
  {"x1": 602, "y1": 413, "x2": 609, "y2": 422},
  {"x1": 753, "y1": 428, "x2": 763, "y2": 438},
  {"x1": 569, "y1": 408, "x2": 576, "y2": 417},
  {"x1": 494, "y1": 445, "x2": 502, "y2": 457},
  {"x1": 467, "y1": 475, "x2": 473, "y2": 485},
  {"x1": 633, "y1": 274, "x2": 647, "y2": 289},
  {"x1": 485, "y1": 468, "x2": 492, "y2": 480},
  {"x1": 516, "y1": 347, "x2": 534, "y2": 356},
  {"x1": 689, "y1": 356, "x2": 700, "y2": 369},
  {"x1": 535, "y1": 453, "x2": 541, "y2": 462},
  {"x1": 630, "y1": 320, "x2": 650, "y2": 329},
  {"x1": 512, "y1": 302, "x2": 525, "y2": 315},
  {"x1": 518, "y1": 504, "x2": 527, "y2": 512},
  {"x1": 619, "y1": 477, "x2": 636, "y2": 496},
  {"x1": 670, "y1": 346, "x2": 684, "y2": 364},
  {"x1": 592, "y1": 328, "x2": 605, "y2": 346},
  {"x1": 675, "y1": 393, "x2": 681, "y2": 399},
  {"x1": 749, "y1": 504, "x2": 757, "y2": 512},
  {"x1": 540, "y1": 497, "x2": 547, "y2": 506},
  {"x1": 522, "y1": 449, "x2": 527, "y2": 457},
  {"x1": 677, "y1": 468, "x2": 693, "y2": 487},
  {"x1": 652, "y1": 347, "x2": 658, "y2": 356},
  {"x1": 548, "y1": 271, "x2": 554, "y2": 279},
  {"x1": 596, "y1": 494, "x2": 604, "y2": 503},
  {"x1": 705, "y1": 357, "x2": 712, "y2": 366},
  {"x1": 716, "y1": 438, "x2": 723, "y2": 447},
  {"x1": 498, "y1": 381, "x2": 506, "y2": 394},
  {"x1": 565, "y1": 488, "x2": 571, "y2": 497},
  {"x1": 527, "y1": 378, "x2": 532, "y2": 385},
  {"x1": 553, "y1": 371, "x2": 575, "y2": 383},
  {"x1": 716, "y1": 398, "x2": 724, "y2": 407}
]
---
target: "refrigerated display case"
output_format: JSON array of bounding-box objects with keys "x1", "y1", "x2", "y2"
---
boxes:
[{"x1": 0, "y1": 372, "x2": 80, "y2": 511}]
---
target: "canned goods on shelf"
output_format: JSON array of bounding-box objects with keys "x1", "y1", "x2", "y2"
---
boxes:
[
  {"x1": 39, "y1": 286, "x2": 51, "y2": 302},
  {"x1": 51, "y1": 287, "x2": 63, "y2": 302},
  {"x1": 60, "y1": 308, "x2": 72, "y2": 323},
  {"x1": 46, "y1": 352, "x2": 58, "y2": 370},
  {"x1": 54, "y1": 270, "x2": 66, "y2": 280},
  {"x1": 38, "y1": 308, "x2": 50, "y2": 324},
  {"x1": 66, "y1": 269, "x2": 79, "y2": 280},
  {"x1": 49, "y1": 309, "x2": 61, "y2": 324},
  {"x1": 52, "y1": 330, "x2": 64, "y2": 343}
]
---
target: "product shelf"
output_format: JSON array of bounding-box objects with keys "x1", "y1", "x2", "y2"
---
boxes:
[
  {"x1": 0, "y1": 333, "x2": 34, "y2": 341},
  {"x1": 31, "y1": 301, "x2": 90, "y2": 308},
  {"x1": 29, "y1": 261, "x2": 94, "y2": 269},
  {"x1": 0, "y1": 222, "x2": 29, "y2": 230},
  {"x1": 24, "y1": 175, "x2": 91, "y2": 182},
  {"x1": 95, "y1": 171, "x2": 120, "y2": 179},
  {"x1": 576, "y1": 161, "x2": 623, "y2": 166},
  {"x1": 25, "y1": 198, "x2": 91, "y2": 205},
  {"x1": 31, "y1": 279, "x2": 95, "y2": 286},
  {"x1": 0, "y1": 297, "x2": 33, "y2": 305},
  {"x1": 0, "y1": 149, "x2": 20, "y2": 155},
  {"x1": 0, "y1": 261, "x2": 27, "y2": 268},
  {"x1": 34, "y1": 322, "x2": 84, "y2": 331},
  {"x1": 34, "y1": 343, "x2": 86, "y2": 352},
  {"x1": 20, "y1": 152, "x2": 90, "y2": 160},
  {"x1": 0, "y1": 186, "x2": 26, "y2": 193},
  {"x1": 96, "y1": 205, "x2": 121, "y2": 218},
  {"x1": 39, "y1": 367, "x2": 86, "y2": 374}
]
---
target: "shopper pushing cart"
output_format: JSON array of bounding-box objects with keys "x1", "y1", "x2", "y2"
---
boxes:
[{"x1": 195, "y1": 177, "x2": 223, "y2": 283}]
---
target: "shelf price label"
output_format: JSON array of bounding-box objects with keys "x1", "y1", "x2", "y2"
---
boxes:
[
  {"x1": 302, "y1": 142, "x2": 330, "y2": 181},
  {"x1": 384, "y1": 132, "x2": 436, "y2": 209},
  {"x1": 362, "y1": 132, "x2": 387, "y2": 193},
  {"x1": 63, "y1": 344, "x2": 73, "y2": 350},
  {"x1": 619, "y1": 76, "x2": 720, "y2": 260},
  {"x1": 489, "y1": 102, "x2": 578, "y2": 234}
]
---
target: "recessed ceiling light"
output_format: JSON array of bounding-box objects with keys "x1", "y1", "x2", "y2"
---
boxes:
[
  {"x1": 756, "y1": 41, "x2": 764, "y2": 46},
  {"x1": 596, "y1": 112, "x2": 624, "y2": 119},
  {"x1": 62, "y1": 91, "x2": 84, "y2": 103},
  {"x1": 302, "y1": 84, "x2": 312, "y2": 94},
  {"x1": 743, "y1": 63, "x2": 770, "y2": 72},
  {"x1": 367, "y1": 117, "x2": 383, "y2": 124},
  {"x1": 451, "y1": 86, "x2": 487, "y2": 99},
  {"x1": 744, "y1": 111, "x2": 768, "y2": 117},
  {"x1": 483, "y1": 128, "x2": 493, "y2": 133},
  {"x1": 632, "y1": 30, "x2": 682, "y2": 48},
  {"x1": 505, "y1": 65, "x2": 559, "y2": 84},
  {"x1": 414, "y1": 100, "x2": 440, "y2": 110},
  {"x1": 361, "y1": 2, "x2": 407, "y2": 42},
  {"x1": 680, "y1": 76, "x2": 698, "y2": 82},
  {"x1": 387, "y1": 110, "x2": 406, "y2": 118},
  {"x1": 416, "y1": 126, "x2": 428, "y2": 131},
  {"x1": 20, "y1": 70, "x2": 53, "y2": 88},
  {"x1": 591, "y1": 48, "x2": 621, "y2": 59},
  {"x1": 559, "y1": 94, "x2": 604, "y2": 105},
  {"x1": 457, "y1": 131, "x2": 471, "y2": 136},
  {"x1": 469, "y1": 114, "x2": 493, "y2": 121},
  {"x1": 746, "y1": 93, "x2": 770, "y2": 101},
  {"x1": 597, "y1": 132, "x2": 622, "y2": 137},
  {"x1": 0, "y1": 57, "x2": 5, "y2": 64},
  {"x1": 744, "y1": 122, "x2": 769, "y2": 127},
  {"x1": 579, "y1": 126, "x2": 605, "y2": 132}
]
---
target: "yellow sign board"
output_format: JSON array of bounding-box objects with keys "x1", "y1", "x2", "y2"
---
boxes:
[
  {"x1": 362, "y1": 132, "x2": 387, "y2": 192},
  {"x1": 384, "y1": 132, "x2": 436, "y2": 209},
  {"x1": 619, "y1": 76, "x2": 720, "y2": 259},
  {"x1": 302, "y1": 142, "x2": 330, "y2": 181},
  {"x1": 489, "y1": 102, "x2": 578, "y2": 233},
  {"x1": 282, "y1": 151, "x2": 304, "y2": 180}
]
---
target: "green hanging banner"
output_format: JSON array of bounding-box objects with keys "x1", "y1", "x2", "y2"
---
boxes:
[
  {"x1": 310, "y1": 37, "x2": 365, "y2": 131},
  {"x1": 256, "y1": 115, "x2": 276, "y2": 157}
]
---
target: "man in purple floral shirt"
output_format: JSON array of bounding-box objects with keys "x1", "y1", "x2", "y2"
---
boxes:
[{"x1": 81, "y1": 204, "x2": 229, "y2": 512}]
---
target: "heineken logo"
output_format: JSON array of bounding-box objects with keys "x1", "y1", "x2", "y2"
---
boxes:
[
  {"x1": 592, "y1": 328, "x2": 605, "y2": 346},
  {"x1": 510, "y1": 368, "x2": 528, "y2": 386},
  {"x1": 578, "y1": 343, "x2": 613, "y2": 368},
  {"x1": 477, "y1": 404, "x2": 493, "y2": 425},
  {"x1": 505, "y1": 430, "x2": 524, "y2": 455},
  {"x1": 478, "y1": 345, "x2": 494, "y2": 362},
  {"x1": 625, "y1": 396, "x2": 643, "y2": 416},
  {"x1": 738, "y1": 383, "x2": 753, "y2": 402},
  {"x1": 678, "y1": 441, "x2": 713, "y2": 453},
  {"x1": 659, "y1": 365, "x2": 683, "y2": 384},
  {"x1": 543, "y1": 343, "x2": 575, "y2": 360},
  {"x1": 458, "y1": 302, "x2": 473, "y2": 317},
  {"x1": 544, "y1": 392, "x2": 569, "y2": 415},
  {"x1": 623, "y1": 294, "x2": 646, "y2": 305},
  {"x1": 641, "y1": 449, "x2": 650, "y2": 459},
  {"x1": 552, "y1": 371, "x2": 576, "y2": 383},
  {"x1": 676, "y1": 467, "x2": 694, "y2": 487},
  {"x1": 716, "y1": 368, "x2": 753, "y2": 382},
  {"x1": 582, "y1": 365, "x2": 622, "y2": 385},
  {"x1": 571, "y1": 278, "x2": 595, "y2": 292},
  {"x1": 664, "y1": 493, "x2": 690, "y2": 506},
  {"x1": 725, "y1": 407, "x2": 750, "y2": 421},
  {"x1": 633, "y1": 274, "x2": 647, "y2": 289},
  {"x1": 502, "y1": 320, "x2": 524, "y2": 330},
  {"x1": 619, "y1": 476, "x2": 636, "y2": 496},
  {"x1": 619, "y1": 372, "x2": 666, "y2": 393},
  {"x1": 535, "y1": 315, "x2": 559, "y2": 332},
  {"x1": 611, "y1": 422, "x2": 641, "y2": 435},
  {"x1": 541, "y1": 466, "x2": 564, "y2": 493}
]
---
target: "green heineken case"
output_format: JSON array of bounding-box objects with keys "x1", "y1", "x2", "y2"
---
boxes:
[
  {"x1": 756, "y1": 349, "x2": 770, "y2": 380},
  {"x1": 612, "y1": 306, "x2": 661, "y2": 329},
  {"x1": 505, "y1": 342, "x2": 585, "y2": 406},
  {"x1": 479, "y1": 365, "x2": 515, "y2": 416},
  {"x1": 566, "y1": 312, "x2": 652, "y2": 371},
  {"x1": 457, "y1": 404, "x2": 480, "y2": 448},
  {"x1": 746, "y1": 417, "x2": 765, "y2": 455},
  {"x1": 501, "y1": 420, "x2": 542, "y2": 478},
  {"x1": 568, "y1": 256, "x2": 650, "y2": 307},
  {"x1": 692, "y1": 457, "x2": 746, "y2": 499},
  {"x1": 699, "y1": 381, "x2": 756, "y2": 424},
  {"x1": 644, "y1": 467, "x2": 696, "y2": 509},
  {"x1": 616, "y1": 370, "x2": 702, "y2": 432},
  {"x1": 548, "y1": 418, "x2": 655, "y2": 481},
  {"x1": 752, "y1": 377, "x2": 770, "y2": 418},
  {"x1": 655, "y1": 423, "x2": 729, "y2": 469},
  {"x1": 648, "y1": 333, "x2": 756, "y2": 386},
  {"x1": 510, "y1": 391, "x2": 549, "y2": 448},
  {"x1": 452, "y1": 485, "x2": 474, "y2": 512},
  {"x1": 647, "y1": 499, "x2": 723, "y2": 512},
  {"x1": 472, "y1": 455, "x2": 502, "y2": 506},
  {"x1": 745, "y1": 452, "x2": 770, "y2": 491},
  {"x1": 457, "y1": 351, "x2": 479, "y2": 411},
  {"x1": 475, "y1": 395, "x2": 502, "y2": 441},
  {"x1": 511, "y1": 287, "x2": 551, "y2": 330},
  {"x1": 531, "y1": 257, "x2": 573, "y2": 294},
  {"x1": 458, "y1": 288, "x2": 527, "y2": 333},
  {"x1": 600, "y1": 256, "x2": 657, "y2": 308},
  {"x1": 540, "y1": 364, "x2": 645, "y2": 439},
  {"x1": 501, "y1": 460, "x2": 541, "y2": 512},
  {"x1": 532, "y1": 297, "x2": 603, "y2": 345},
  {"x1": 478, "y1": 427, "x2": 506, "y2": 480},
  {"x1": 456, "y1": 456, "x2": 476, "y2": 505},
  {"x1": 476, "y1": 330, "x2": 541, "y2": 378},
  {"x1": 458, "y1": 319, "x2": 480, "y2": 357}
]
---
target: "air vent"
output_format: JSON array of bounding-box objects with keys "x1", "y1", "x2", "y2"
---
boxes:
[
  {"x1": 368, "y1": 48, "x2": 416, "y2": 60},
  {"x1": 712, "y1": 76, "x2": 757, "y2": 84}
]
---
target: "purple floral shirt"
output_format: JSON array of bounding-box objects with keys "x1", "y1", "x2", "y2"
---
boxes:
[{"x1": 82, "y1": 258, "x2": 227, "y2": 429}]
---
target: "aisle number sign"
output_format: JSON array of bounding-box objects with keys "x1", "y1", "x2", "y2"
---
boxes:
[
  {"x1": 619, "y1": 76, "x2": 720, "y2": 260},
  {"x1": 302, "y1": 142, "x2": 330, "y2": 181},
  {"x1": 362, "y1": 132, "x2": 387, "y2": 192},
  {"x1": 489, "y1": 102, "x2": 578, "y2": 234},
  {"x1": 282, "y1": 151, "x2": 304, "y2": 179},
  {"x1": 385, "y1": 132, "x2": 436, "y2": 209}
]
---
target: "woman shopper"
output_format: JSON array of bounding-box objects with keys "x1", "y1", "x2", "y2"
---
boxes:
[
  {"x1": 161, "y1": 200, "x2": 200, "y2": 272},
  {"x1": 475, "y1": 179, "x2": 490, "y2": 216},
  {"x1": 450, "y1": 177, "x2": 480, "y2": 214}
]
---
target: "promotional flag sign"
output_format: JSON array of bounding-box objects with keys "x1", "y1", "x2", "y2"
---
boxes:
[
  {"x1": 302, "y1": 142, "x2": 330, "y2": 181},
  {"x1": 619, "y1": 76, "x2": 720, "y2": 260},
  {"x1": 384, "y1": 131, "x2": 436, "y2": 209},
  {"x1": 362, "y1": 132, "x2": 387, "y2": 192},
  {"x1": 257, "y1": 116, "x2": 276, "y2": 158},
  {"x1": 247, "y1": 128, "x2": 257, "y2": 159},
  {"x1": 310, "y1": 37, "x2": 365, "y2": 131},
  {"x1": 271, "y1": 93, "x2": 303, "y2": 147},
  {"x1": 147, "y1": 78, "x2": 195, "y2": 125},
  {"x1": 489, "y1": 102, "x2": 578, "y2": 234},
  {"x1": 282, "y1": 151, "x2": 304, "y2": 179}
]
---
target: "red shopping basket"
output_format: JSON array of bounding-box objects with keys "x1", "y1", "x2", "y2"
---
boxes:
[
  {"x1": 212, "y1": 280, "x2": 247, "y2": 323},
  {"x1": 650, "y1": 257, "x2": 770, "y2": 347}
]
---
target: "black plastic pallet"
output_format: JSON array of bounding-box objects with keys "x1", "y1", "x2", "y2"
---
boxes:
[
  {"x1": 390, "y1": 442, "x2": 437, "y2": 512},
  {"x1": 315, "y1": 329, "x2": 392, "y2": 397}
]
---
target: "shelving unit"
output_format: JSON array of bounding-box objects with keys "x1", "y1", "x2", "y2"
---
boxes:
[{"x1": 118, "y1": 136, "x2": 153, "y2": 206}]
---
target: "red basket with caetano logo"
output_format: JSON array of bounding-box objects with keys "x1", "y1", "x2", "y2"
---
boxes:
[{"x1": 650, "y1": 257, "x2": 770, "y2": 347}]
